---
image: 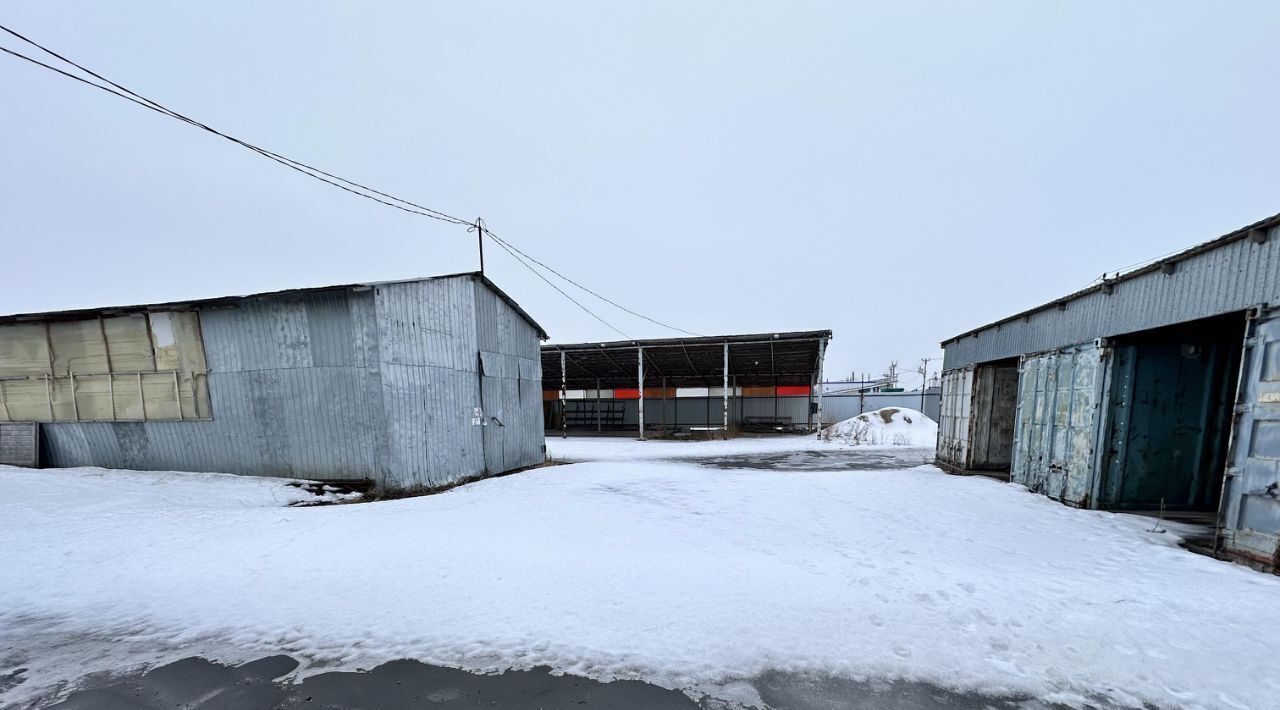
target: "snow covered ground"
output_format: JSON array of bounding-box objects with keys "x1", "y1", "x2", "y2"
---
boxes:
[{"x1": 3, "y1": 438, "x2": 1280, "y2": 709}]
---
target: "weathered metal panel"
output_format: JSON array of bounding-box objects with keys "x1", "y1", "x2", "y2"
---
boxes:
[
  {"x1": 1220, "y1": 306, "x2": 1280, "y2": 569},
  {"x1": 942, "y1": 223, "x2": 1280, "y2": 370},
  {"x1": 1011, "y1": 342, "x2": 1106, "y2": 506},
  {"x1": 937, "y1": 367, "x2": 974, "y2": 468},
  {"x1": 42, "y1": 288, "x2": 382, "y2": 481},
  {"x1": 970, "y1": 364, "x2": 1019, "y2": 470},
  {"x1": 0, "y1": 422, "x2": 39, "y2": 467},
  {"x1": 1099, "y1": 338, "x2": 1235, "y2": 510},
  {"x1": 34, "y1": 275, "x2": 544, "y2": 490},
  {"x1": 474, "y1": 279, "x2": 544, "y2": 472},
  {"x1": 376, "y1": 277, "x2": 485, "y2": 488},
  {"x1": 42, "y1": 364, "x2": 383, "y2": 480},
  {"x1": 306, "y1": 290, "x2": 357, "y2": 367}
]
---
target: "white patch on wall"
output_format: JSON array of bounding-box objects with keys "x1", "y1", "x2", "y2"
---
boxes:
[{"x1": 149, "y1": 312, "x2": 176, "y2": 348}]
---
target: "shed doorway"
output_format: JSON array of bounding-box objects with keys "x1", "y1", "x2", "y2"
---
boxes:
[
  {"x1": 970, "y1": 358, "x2": 1020, "y2": 473},
  {"x1": 1099, "y1": 312, "x2": 1246, "y2": 513}
]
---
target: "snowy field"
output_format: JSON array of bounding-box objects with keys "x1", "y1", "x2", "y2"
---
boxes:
[{"x1": 3, "y1": 435, "x2": 1280, "y2": 709}]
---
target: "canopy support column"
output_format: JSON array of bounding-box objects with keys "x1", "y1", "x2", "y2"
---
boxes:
[
  {"x1": 560, "y1": 350, "x2": 567, "y2": 439},
  {"x1": 815, "y1": 337, "x2": 827, "y2": 437},
  {"x1": 637, "y1": 346, "x2": 646, "y2": 441},
  {"x1": 722, "y1": 342, "x2": 729, "y2": 432}
]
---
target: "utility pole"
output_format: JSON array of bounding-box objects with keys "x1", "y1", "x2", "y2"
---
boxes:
[
  {"x1": 917, "y1": 357, "x2": 933, "y2": 413},
  {"x1": 475, "y1": 217, "x2": 485, "y2": 276}
]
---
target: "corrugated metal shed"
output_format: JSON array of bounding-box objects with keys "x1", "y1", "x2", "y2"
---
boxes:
[
  {"x1": 10, "y1": 272, "x2": 546, "y2": 491},
  {"x1": 941, "y1": 214, "x2": 1280, "y2": 369}
]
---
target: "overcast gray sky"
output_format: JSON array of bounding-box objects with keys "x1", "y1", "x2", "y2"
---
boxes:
[{"x1": 3, "y1": 2, "x2": 1278, "y2": 386}]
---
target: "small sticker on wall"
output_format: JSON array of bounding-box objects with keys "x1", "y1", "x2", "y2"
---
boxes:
[{"x1": 472, "y1": 407, "x2": 483, "y2": 425}]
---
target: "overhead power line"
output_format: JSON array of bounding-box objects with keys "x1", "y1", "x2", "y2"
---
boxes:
[
  {"x1": 0, "y1": 24, "x2": 699, "y2": 340},
  {"x1": 483, "y1": 229, "x2": 705, "y2": 337}
]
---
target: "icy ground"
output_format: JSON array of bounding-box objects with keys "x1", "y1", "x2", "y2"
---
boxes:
[{"x1": 3, "y1": 437, "x2": 1280, "y2": 709}]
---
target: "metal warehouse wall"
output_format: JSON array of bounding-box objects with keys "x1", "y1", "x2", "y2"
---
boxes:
[
  {"x1": 41, "y1": 275, "x2": 545, "y2": 490},
  {"x1": 43, "y1": 288, "x2": 386, "y2": 482},
  {"x1": 942, "y1": 223, "x2": 1280, "y2": 369}
]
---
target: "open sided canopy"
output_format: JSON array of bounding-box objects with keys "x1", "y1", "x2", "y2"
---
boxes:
[{"x1": 542, "y1": 330, "x2": 832, "y2": 390}]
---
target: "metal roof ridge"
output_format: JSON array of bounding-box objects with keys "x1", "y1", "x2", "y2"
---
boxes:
[{"x1": 939, "y1": 210, "x2": 1280, "y2": 346}]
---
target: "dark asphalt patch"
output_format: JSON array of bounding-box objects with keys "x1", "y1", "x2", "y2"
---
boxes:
[{"x1": 38, "y1": 656, "x2": 699, "y2": 710}]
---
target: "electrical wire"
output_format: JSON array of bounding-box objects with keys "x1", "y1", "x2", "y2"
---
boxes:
[
  {"x1": 484, "y1": 228, "x2": 705, "y2": 337},
  {"x1": 487, "y1": 233, "x2": 632, "y2": 340},
  {"x1": 0, "y1": 24, "x2": 700, "y2": 339}
]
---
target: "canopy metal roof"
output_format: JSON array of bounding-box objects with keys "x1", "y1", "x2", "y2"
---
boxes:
[{"x1": 542, "y1": 330, "x2": 832, "y2": 389}]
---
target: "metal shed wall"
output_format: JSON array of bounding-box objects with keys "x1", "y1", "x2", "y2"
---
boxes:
[
  {"x1": 474, "y1": 280, "x2": 545, "y2": 473},
  {"x1": 39, "y1": 274, "x2": 546, "y2": 490},
  {"x1": 942, "y1": 223, "x2": 1280, "y2": 370},
  {"x1": 42, "y1": 288, "x2": 387, "y2": 481}
]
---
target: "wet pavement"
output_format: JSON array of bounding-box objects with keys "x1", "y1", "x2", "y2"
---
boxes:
[
  {"x1": 683, "y1": 447, "x2": 934, "y2": 471},
  {"x1": 29, "y1": 656, "x2": 1085, "y2": 710},
  {"x1": 35, "y1": 656, "x2": 698, "y2": 710}
]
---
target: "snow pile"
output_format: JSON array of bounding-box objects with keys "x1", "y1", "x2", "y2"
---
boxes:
[
  {"x1": 820, "y1": 406, "x2": 937, "y2": 447},
  {"x1": 4, "y1": 452, "x2": 1280, "y2": 709}
]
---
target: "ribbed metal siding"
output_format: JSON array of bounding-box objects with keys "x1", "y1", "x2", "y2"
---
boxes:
[
  {"x1": 375, "y1": 278, "x2": 485, "y2": 488},
  {"x1": 1010, "y1": 342, "x2": 1106, "y2": 506},
  {"x1": 40, "y1": 276, "x2": 544, "y2": 490},
  {"x1": 943, "y1": 225, "x2": 1280, "y2": 370},
  {"x1": 937, "y1": 367, "x2": 974, "y2": 468},
  {"x1": 43, "y1": 289, "x2": 384, "y2": 480},
  {"x1": 474, "y1": 279, "x2": 544, "y2": 472}
]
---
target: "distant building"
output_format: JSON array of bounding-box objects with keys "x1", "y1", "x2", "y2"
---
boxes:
[
  {"x1": 0, "y1": 272, "x2": 547, "y2": 491},
  {"x1": 937, "y1": 213, "x2": 1280, "y2": 571},
  {"x1": 542, "y1": 331, "x2": 832, "y2": 433}
]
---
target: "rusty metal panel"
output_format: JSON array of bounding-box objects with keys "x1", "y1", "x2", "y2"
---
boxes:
[{"x1": 943, "y1": 223, "x2": 1280, "y2": 370}]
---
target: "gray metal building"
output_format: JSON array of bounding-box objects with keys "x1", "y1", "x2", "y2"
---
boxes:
[
  {"x1": 0, "y1": 272, "x2": 548, "y2": 491},
  {"x1": 937, "y1": 212, "x2": 1280, "y2": 571}
]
